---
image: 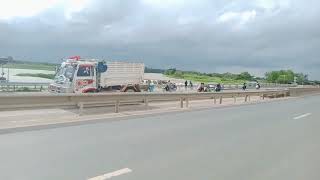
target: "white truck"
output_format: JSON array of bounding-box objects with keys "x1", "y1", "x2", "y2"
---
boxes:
[{"x1": 49, "y1": 57, "x2": 145, "y2": 93}]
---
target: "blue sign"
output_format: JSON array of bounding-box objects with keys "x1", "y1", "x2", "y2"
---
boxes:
[{"x1": 97, "y1": 62, "x2": 107, "y2": 73}]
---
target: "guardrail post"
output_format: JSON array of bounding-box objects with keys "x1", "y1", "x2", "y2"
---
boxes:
[
  {"x1": 144, "y1": 97, "x2": 148, "y2": 109},
  {"x1": 219, "y1": 96, "x2": 223, "y2": 104},
  {"x1": 213, "y1": 96, "x2": 216, "y2": 104},
  {"x1": 186, "y1": 97, "x2": 189, "y2": 108},
  {"x1": 78, "y1": 102, "x2": 84, "y2": 116},
  {"x1": 115, "y1": 100, "x2": 120, "y2": 113},
  {"x1": 180, "y1": 97, "x2": 184, "y2": 108},
  {"x1": 245, "y1": 95, "x2": 248, "y2": 102}
]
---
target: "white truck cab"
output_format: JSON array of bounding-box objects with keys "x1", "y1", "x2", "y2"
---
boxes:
[{"x1": 50, "y1": 58, "x2": 98, "y2": 93}]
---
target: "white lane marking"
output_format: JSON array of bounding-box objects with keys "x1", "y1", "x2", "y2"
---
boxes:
[
  {"x1": 293, "y1": 113, "x2": 312, "y2": 120},
  {"x1": 88, "y1": 168, "x2": 132, "y2": 180}
]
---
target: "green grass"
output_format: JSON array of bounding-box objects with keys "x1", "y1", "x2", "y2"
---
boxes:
[
  {"x1": 3, "y1": 62, "x2": 56, "y2": 71},
  {"x1": 166, "y1": 73, "x2": 247, "y2": 84},
  {"x1": 15, "y1": 73, "x2": 55, "y2": 79}
]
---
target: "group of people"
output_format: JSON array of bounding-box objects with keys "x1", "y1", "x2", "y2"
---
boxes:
[
  {"x1": 164, "y1": 80, "x2": 177, "y2": 92},
  {"x1": 162, "y1": 80, "x2": 261, "y2": 92},
  {"x1": 242, "y1": 82, "x2": 261, "y2": 90},
  {"x1": 197, "y1": 83, "x2": 222, "y2": 92},
  {"x1": 184, "y1": 80, "x2": 193, "y2": 89}
]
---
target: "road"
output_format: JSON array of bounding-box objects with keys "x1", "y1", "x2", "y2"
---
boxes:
[{"x1": 0, "y1": 95, "x2": 319, "y2": 180}]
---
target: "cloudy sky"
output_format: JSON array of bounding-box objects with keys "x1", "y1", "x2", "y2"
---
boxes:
[{"x1": 0, "y1": 0, "x2": 319, "y2": 79}]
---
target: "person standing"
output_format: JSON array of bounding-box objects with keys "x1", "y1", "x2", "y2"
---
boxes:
[
  {"x1": 256, "y1": 82, "x2": 261, "y2": 90},
  {"x1": 242, "y1": 83, "x2": 247, "y2": 90},
  {"x1": 215, "y1": 83, "x2": 221, "y2": 92},
  {"x1": 198, "y1": 83, "x2": 205, "y2": 92},
  {"x1": 185, "y1": 80, "x2": 188, "y2": 90}
]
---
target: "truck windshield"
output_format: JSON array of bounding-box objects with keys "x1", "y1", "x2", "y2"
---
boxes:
[
  {"x1": 65, "y1": 65, "x2": 75, "y2": 80},
  {"x1": 55, "y1": 64, "x2": 76, "y2": 83},
  {"x1": 77, "y1": 65, "x2": 91, "y2": 77}
]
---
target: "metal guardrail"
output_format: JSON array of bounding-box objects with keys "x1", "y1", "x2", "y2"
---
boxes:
[
  {"x1": 0, "y1": 82, "x2": 50, "y2": 92},
  {"x1": 0, "y1": 81, "x2": 297, "y2": 93},
  {"x1": 0, "y1": 89, "x2": 289, "y2": 114},
  {"x1": 288, "y1": 87, "x2": 320, "y2": 96}
]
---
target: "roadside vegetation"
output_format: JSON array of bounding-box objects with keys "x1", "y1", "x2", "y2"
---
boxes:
[
  {"x1": 165, "y1": 68, "x2": 319, "y2": 85},
  {"x1": 265, "y1": 70, "x2": 307, "y2": 84},
  {"x1": 164, "y1": 68, "x2": 255, "y2": 84},
  {"x1": 145, "y1": 67, "x2": 165, "y2": 73}
]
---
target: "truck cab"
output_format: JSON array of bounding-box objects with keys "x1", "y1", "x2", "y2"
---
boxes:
[{"x1": 49, "y1": 58, "x2": 99, "y2": 93}]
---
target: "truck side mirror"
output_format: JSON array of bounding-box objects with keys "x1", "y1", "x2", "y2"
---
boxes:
[{"x1": 97, "y1": 62, "x2": 107, "y2": 73}]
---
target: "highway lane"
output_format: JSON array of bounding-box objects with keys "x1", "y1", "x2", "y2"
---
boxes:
[{"x1": 0, "y1": 95, "x2": 319, "y2": 180}]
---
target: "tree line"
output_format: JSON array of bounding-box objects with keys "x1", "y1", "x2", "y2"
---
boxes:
[
  {"x1": 164, "y1": 68, "x2": 254, "y2": 81},
  {"x1": 164, "y1": 68, "x2": 317, "y2": 85},
  {"x1": 265, "y1": 70, "x2": 309, "y2": 84}
]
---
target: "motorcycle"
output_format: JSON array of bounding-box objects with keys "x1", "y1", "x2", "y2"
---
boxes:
[{"x1": 164, "y1": 83, "x2": 177, "y2": 92}]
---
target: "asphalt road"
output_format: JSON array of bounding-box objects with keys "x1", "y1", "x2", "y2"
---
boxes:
[{"x1": 0, "y1": 95, "x2": 319, "y2": 180}]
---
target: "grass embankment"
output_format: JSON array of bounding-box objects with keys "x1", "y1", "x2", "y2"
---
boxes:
[{"x1": 15, "y1": 73, "x2": 55, "y2": 79}]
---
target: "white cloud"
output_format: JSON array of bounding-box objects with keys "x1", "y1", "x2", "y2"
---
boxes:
[
  {"x1": 217, "y1": 10, "x2": 257, "y2": 26},
  {"x1": 255, "y1": 0, "x2": 291, "y2": 11},
  {"x1": 64, "y1": 0, "x2": 90, "y2": 20},
  {"x1": 177, "y1": 16, "x2": 197, "y2": 25},
  {"x1": 0, "y1": 0, "x2": 60, "y2": 20},
  {"x1": 141, "y1": 0, "x2": 185, "y2": 8},
  {"x1": 0, "y1": 0, "x2": 89, "y2": 21}
]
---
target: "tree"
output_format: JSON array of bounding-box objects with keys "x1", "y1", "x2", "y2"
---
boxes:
[
  {"x1": 265, "y1": 70, "x2": 295, "y2": 84},
  {"x1": 164, "y1": 68, "x2": 176, "y2": 75},
  {"x1": 237, "y1": 72, "x2": 253, "y2": 81},
  {"x1": 265, "y1": 71, "x2": 279, "y2": 83}
]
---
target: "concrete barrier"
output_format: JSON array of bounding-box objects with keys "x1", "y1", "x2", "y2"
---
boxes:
[
  {"x1": 0, "y1": 90, "x2": 288, "y2": 113},
  {"x1": 289, "y1": 87, "x2": 320, "y2": 96}
]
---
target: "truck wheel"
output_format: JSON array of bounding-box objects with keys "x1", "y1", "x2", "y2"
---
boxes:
[
  {"x1": 122, "y1": 84, "x2": 141, "y2": 92},
  {"x1": 82, "y1": 88, "x2": 97, "y2": 93},
  {"x1": 86, "y1": 89, "x2": 96, "y2": 93},
  {"x1": 133, "y1": 84, "x2": 141, "y2": 92}
]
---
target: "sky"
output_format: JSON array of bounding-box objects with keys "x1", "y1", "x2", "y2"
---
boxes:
[{"x1": 0, "y1": 0, "x2": 319, "y2": 79}]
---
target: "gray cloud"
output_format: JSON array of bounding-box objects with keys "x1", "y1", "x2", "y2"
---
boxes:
[{"x1": 0, "y1": 0, "x2": 319, "y2": 79}]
